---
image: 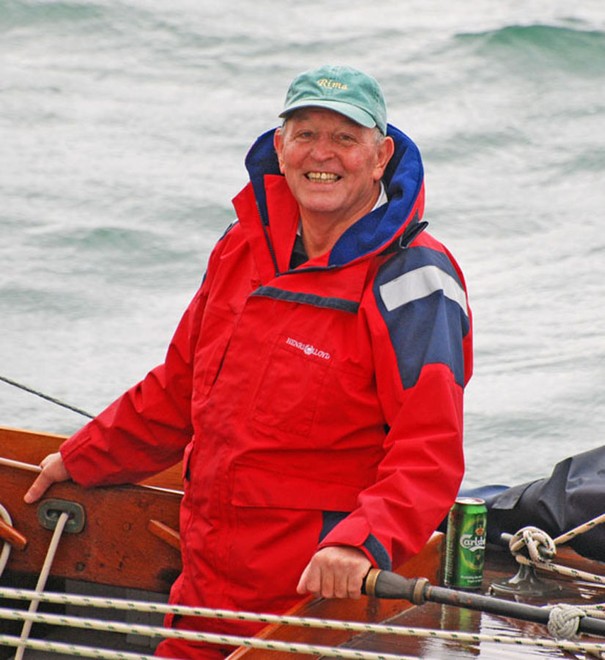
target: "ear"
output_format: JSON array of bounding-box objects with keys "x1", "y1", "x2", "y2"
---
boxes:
[
  {"x1": 274, "y1": 128, "x2": 285, "y2": 173},
  {"x1": 373, "y1": 136, "x2": 395, "y2": 181}
]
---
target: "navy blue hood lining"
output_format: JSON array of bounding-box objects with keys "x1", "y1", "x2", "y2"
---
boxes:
[{"x1": 244, "y1": 123, "x2": 424, "y2": 268}]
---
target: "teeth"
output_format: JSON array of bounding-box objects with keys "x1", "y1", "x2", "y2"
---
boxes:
[{"x1": 307, "y1": 172, "x2": 339, "y2": 182}]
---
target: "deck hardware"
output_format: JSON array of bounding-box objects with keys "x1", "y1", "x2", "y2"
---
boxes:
[
  {"x1": 490, "y1": 531, "x2": 563, "y2": 598},
  {"x1": 37, "y1": 499, "x2": 86, "y2": 534}
]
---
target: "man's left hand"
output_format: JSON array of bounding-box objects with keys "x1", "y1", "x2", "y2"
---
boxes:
[{"x1": 296, "y1": 546, "x2": 372, "y2": 599}]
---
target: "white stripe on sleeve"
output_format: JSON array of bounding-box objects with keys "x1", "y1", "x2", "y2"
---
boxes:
[{"x1": 379, "y1": 265, "x2": 468, "y2": 316}]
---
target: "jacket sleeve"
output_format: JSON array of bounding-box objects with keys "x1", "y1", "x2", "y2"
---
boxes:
[
  {"x1": 60, "y1": 233, "x2": 231, "y2": 487},
  {"x1": 318, "y1": 238, "x2": 473, "y2": 569}
]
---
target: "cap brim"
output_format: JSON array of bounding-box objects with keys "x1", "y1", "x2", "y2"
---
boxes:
[{"x1": 279, "y1": 99, "x2": 377, "y2": 129}]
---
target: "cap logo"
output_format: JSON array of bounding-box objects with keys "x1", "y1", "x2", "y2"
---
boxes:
[{"x1": 317, "y1": 78, "x2": 348, "y2": 91}]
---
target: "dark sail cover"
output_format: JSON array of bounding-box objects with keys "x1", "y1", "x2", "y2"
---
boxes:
[{"x1": 459, "y1": 446, "x2": 605, "y2": 561}]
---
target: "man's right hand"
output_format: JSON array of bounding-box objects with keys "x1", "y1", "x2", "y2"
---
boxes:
[{"x1": 23, "y1": 452, "x2": 71, "y2": 504}]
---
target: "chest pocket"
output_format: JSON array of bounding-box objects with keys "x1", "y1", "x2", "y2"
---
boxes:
[
  {"x1": 193, "y1": 308, "x2": 236, "y2": 399},
  {"x1": 251, "y1": 334, "x2": 332, "y2": 437}
]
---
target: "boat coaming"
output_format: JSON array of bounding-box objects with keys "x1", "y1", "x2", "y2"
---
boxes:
[{"x1": 0, "y1": 426, "x2": 182, "y2": 593}]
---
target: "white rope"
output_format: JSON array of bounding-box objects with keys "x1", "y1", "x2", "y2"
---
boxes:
[
  {"x1": 1, "y1": 588, "x2": 605, "y2": 656},
  {"x1": 0, "y1": 634, "x2": 157, "y2": 660},
  {"x1": 553, "y1": 513, "x2": 605, "y2": 546},
  {"x1": 581, "y1": 604, "x2": 605, "y2": 619},
  {"x1": 0, "y1": 456, "x2": 42, "y2": 473},
  {"x1": 515, "y1": 553, "x2": 605, "y2": 586},
  {"x1": 509, "y1": 525, "x2": 605, "y2": 585},
  {"x1": 0, "y1": 505, "x2": 13, "y2": 579},
  {"x1": 14, "y1": 510, "x2": 69, "y2": 660},
  {"x1": 510, "y1": 526, "x2": 556, "y2": 562},
  {"x1": 547, "y1": 604, "x2": 586, "y2": 640},
  {"x1": 0, "y1": 607, "x2": 416, "y2": 660}
]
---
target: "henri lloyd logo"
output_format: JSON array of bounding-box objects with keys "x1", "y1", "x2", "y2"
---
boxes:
[{"x1": 286, "y1": 337, "x2": 331, "y2": 361}]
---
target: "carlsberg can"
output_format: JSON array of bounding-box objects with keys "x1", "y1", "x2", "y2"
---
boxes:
[{"x1": 443, "y1": 497, "x2": 487, "y2": 590}]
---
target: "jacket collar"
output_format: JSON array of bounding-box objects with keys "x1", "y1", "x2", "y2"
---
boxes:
[{"x1": 237, "y1": 123, "x2": 426, "y2": 269}]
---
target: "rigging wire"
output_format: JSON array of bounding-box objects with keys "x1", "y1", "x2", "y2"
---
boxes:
[{"x1": 0, "y1": 375, "x2": 94, "y2": 420}]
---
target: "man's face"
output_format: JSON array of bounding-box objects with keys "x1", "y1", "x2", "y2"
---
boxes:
[{"x1": 274, "y1": 108, "x2": 394, "y2": 228}]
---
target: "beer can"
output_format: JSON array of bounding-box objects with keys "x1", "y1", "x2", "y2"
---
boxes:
[{"x1": 443, "y1": 497, "x2": 487, "y2": 590}]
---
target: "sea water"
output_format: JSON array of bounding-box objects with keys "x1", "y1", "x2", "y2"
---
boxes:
[{"x1": 1, "y1": 0, "x2": 604, "y2": 488}]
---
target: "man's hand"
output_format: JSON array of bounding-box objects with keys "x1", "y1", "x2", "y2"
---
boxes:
[
  {"x1": 296, "y1": 546, "x2": 372, "y2": 599},
  {"x1": 23, "y1": 452, "x2": 71, "y2": 504}
]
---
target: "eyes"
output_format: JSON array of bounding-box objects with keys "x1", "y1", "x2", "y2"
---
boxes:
[{"x1": 291, "y1": 129, "x2": 359, "y2": 146}]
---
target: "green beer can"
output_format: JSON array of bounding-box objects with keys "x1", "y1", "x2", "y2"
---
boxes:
[{"x1": 443, "y1": 497, "x2": 487, "y2": 590}]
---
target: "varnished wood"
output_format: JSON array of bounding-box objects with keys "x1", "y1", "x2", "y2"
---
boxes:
[
  {"x1": 0, "y1": 460, "x2": 182, "y2": 593},
  {"x1": 148, "y1": 518, "x2": 181, "y2": 551},
  {"x1": 0, "y1": 425, "x2": 183, "y2": 491}
]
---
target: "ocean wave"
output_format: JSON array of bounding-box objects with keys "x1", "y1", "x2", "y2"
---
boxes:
[
  {"x1": 456, "y1": 23, "x2": 605, "y2": 76},
  {"x1": 0, "y1": 0, "x2": 105, "y2": 30},
  {"x1": 37, "y1": 225, "x2": 194, "y2": 265}
]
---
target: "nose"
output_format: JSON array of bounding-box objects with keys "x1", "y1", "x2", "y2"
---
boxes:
[{"x1": 309, "y1": 134, "x2": 336, "y2": 161}]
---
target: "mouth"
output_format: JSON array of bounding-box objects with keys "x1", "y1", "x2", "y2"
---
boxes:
[{"x1": 305, "y1": 172, "x2": 341, "y2": 183}]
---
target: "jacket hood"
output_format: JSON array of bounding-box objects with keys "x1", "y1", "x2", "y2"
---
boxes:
[{"x1": 243, "y1": 123, "x2": 425, "y2": 267}]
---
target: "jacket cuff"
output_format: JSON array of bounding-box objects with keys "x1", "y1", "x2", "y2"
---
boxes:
[{"x1": 318, "y1": 511, "x2": 392, "y2": 570}]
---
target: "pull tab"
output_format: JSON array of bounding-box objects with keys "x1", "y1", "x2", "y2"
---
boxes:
[{"x1": 37, "y1": 499, "x2": 86, "y2": 534}]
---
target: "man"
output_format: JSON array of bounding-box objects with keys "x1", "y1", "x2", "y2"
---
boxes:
[{"x1": 25, "y1": 65, "x2": 473, "y2": 658}]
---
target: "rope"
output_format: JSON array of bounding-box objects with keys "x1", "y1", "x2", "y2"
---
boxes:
[
  {"x1": 1, "y1": 587, "x2": 605, "y2": 657},
  {"x1": 554, "y1": 513, "x2": 605, "y2": 546},
  {"x1": 0, "y1": 505, "x2": 13, "y2": 579},
  {"x1": 547, "y1": 604, "x2": 586, "y2": 640},
  {"x1": 0, "y1": 374, "x2": 94, "y2": 419},
  {"x1": 14, "y1": 510, "x2": 70, "y2": 660},
  {"x1": 0, "y1": 635, "x2": 157, "y2": 660},
  {"x1": 508, "y1": 521, "x2": 605, "y2": 585},
  {"x1": 515, "y1": 553, "x2": 605, "y2": 587},
  {"x1": 505, "y1": 520, "x2": 605, "y2": 645},
  {"x1": 0, "y1": 457, "x2": 42, "y2": 473},
  {"x1": 510, "y1": 526, "x2": 556, "y2": 562},
  {"x1": 0, "y1": 607, "x2": 416, "y2": 660},
  {"x1": 2, "y1": 604, "x2": 605, "y2": 657}
]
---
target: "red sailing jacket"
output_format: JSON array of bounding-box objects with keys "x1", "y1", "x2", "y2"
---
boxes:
[{"x1": 60, "y1": 124, "x2": 473, "y2": 643}]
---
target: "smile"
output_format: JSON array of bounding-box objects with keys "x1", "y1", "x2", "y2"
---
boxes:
[{"x1": 305, "y1": 172, "x2": 340, "y2": 182}]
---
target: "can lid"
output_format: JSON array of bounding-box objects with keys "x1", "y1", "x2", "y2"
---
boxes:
[{"x1": 455, "y1": 497, "x2": 486, "y2": 505}]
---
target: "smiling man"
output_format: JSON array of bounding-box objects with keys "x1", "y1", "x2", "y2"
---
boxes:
[
  {"x1": 274, "y1": 105, "x2": 394, "y2": 259},
  {"x1": 25, "y1": 65, "x2": 473, "y2": 659}
]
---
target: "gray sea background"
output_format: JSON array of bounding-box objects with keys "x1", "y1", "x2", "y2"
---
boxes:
[{"x1": 1, "y1": 0, "x2": 604, "y2": 489}]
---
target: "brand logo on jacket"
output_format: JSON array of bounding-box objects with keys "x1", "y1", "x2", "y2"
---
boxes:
[{"x1": 286, "y1": 337, "x2": 331, "y2": 361}]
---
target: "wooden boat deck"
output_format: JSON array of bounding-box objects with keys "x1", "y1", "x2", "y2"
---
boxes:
[
  {"x1": 229, "y1": 546, "x2": 605, "y2": 658},
  {"x1": 343, "y1": 549, "x2": 605, "y2": 659}
]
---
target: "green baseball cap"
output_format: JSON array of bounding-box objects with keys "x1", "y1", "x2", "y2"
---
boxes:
[{"x1": 279, "y1": 65, "x2": 387, "y2": 134}]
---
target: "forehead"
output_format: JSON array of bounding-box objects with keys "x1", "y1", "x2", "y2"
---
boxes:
[{"x1": 284, "y1": 107, "x2": 367, "y2": 131}]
